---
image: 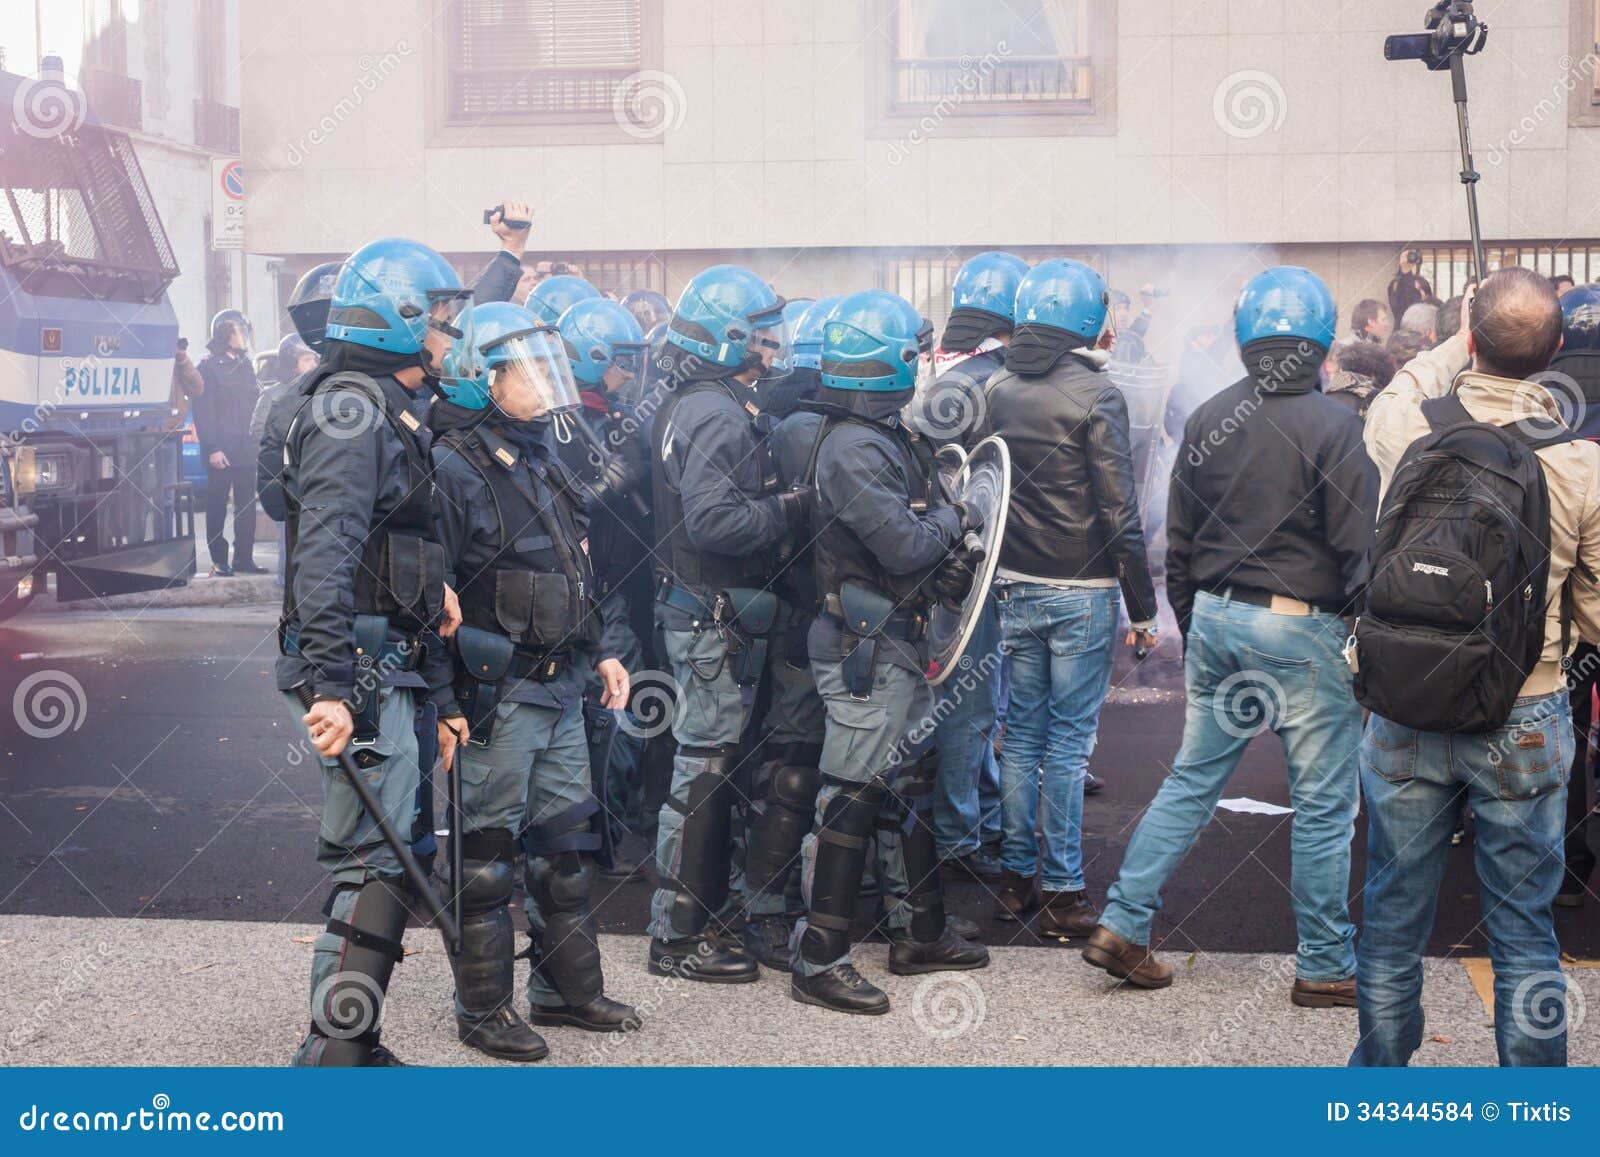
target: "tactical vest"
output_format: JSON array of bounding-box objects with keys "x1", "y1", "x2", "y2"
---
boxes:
[
  {"x1": 281, "y1": 374, "x2": 444, "y2": 637},
  {"x1": 438, "y1": 426, "x2": 601, "y2": 658},
  {"x1": 809, "y1": 413, "x2": 944, "y2": 612},
  {"x1": 650, "y1": 379, "x2": 775, "y2": 592}
]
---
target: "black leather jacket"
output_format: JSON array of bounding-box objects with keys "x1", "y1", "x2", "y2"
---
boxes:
[{"x1": 980, "y1": 351, "x2": 1158, "y2": 624}]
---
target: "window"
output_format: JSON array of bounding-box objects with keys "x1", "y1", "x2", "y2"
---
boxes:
[
  {"x1": 894, "y1": 0, "x2": 1091, "y2": 110},
  {"x1": 883, "y1": 248, "x2": 1106, "y2": 336},
  {"x1": 871, "y1": 0, "x2": 1115, "y2": 136},
  {"x1": 1570, "y1": 0, "x2": 1600, "y2": 126},
  {"x1": 446, "y1": 0, "x2": 644, "y2": 122},
  {"x1": 1418, "y1": 241, "x2": 1600, "y2": 299}
]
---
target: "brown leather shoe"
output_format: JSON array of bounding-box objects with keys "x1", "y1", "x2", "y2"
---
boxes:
[
  {"x1": 1080, "y1": 924, "x2": 1173, "y2": 989},
  {"x1": 993, "y1": 869, "x2": 1039, "y2": 922},
  {"x1": 1037, "y1": 890, "x2": 1098, "y2": 938},
  {"x1": 1290, "y1": 977, "x2": 1357, "y2": 1008}
]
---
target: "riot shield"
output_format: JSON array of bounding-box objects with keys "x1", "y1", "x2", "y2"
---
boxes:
[{"x1": 925, "y1": 434, "x2": 1010, "y2": 686}]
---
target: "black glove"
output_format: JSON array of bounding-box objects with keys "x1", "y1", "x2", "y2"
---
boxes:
[
  {"x1": 932, "y1": 544, "x2": 984, "y2": 611},
  {"x1": 776, "y1": 485, "x2": 814, "y2": 528},
  {"x1": 950, "y1": 500, "x2": 985, "y2": 535},
  {"x1": 593, "y1": 453, "x2": 639, "y2": 501}
]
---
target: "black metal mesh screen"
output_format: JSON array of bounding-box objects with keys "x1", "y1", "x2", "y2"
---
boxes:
[{"x1": 0, "y1": 120, "x2": 179, "y2": 301}]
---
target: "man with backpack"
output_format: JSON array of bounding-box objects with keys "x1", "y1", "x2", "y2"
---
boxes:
[{"x1": 1355, "y1": 268, "x2": 1600, "y2": 1067}]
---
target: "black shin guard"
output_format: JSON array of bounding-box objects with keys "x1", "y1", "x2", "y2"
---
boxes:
[
  {"x1": 898, "y1": 752, "x2": 947, "y2": 942},
  {"x1": 304, "y1": 876, "x2": 411, "y2": 1066},
  {"x1": 522, "y1": 800, "x2": 604, "y2": 1007},
  {"x1": 799, "y1": 777, "x2": 887, "y2": 966},
  {"x1": 744, "y1": 743, "x2": 822, "y2": 900},
  {"x1": 664, "y1": 746, "x2": 739, "y2": 936},
  {"x1": 451, "y1": 829, "x2": 517, "y2": 1019}
]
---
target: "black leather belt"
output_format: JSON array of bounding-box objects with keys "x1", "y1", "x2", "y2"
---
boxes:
[{"x1": 821, "y1": 594, "x2": 927, "y2": 642}]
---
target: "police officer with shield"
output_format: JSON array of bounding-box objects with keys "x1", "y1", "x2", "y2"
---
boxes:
[
  {"x1": 790, "y1": 289, "x2": 990, "y2": 1015},
  {"x1": 431, "y1": 303, "x2": 640, "y2": 1058},
  {"x1": 646, "y1": 265, "x2": 811, "y2": 982},
  {"x1": 274, "y1": 238, "x2": 474, "y2": 1066}
]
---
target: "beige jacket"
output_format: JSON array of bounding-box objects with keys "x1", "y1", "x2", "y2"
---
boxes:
[{"x1": 1364, "y1": 331, "x2": 1600, "y2": 696}]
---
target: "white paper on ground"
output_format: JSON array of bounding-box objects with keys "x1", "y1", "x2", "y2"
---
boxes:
[{"x1": 1216, "y1": 797, "x2": 1294, "y2": 816}]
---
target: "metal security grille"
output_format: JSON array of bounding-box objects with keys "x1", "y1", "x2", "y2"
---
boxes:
[
  {"x1": 884, "y1": 248, "x2": 1106, "y2": 335},
  {"x1": 1419, "y1": 242, "x2": 1600, "y2": 299},
  {"x1": 448, "y1": 252, "x2": 665, "y2": 301},
  {"x1": 447, "y1": 0, "x2": 641, "y2": 120},
  {"x1": 893, "y1": 0, "x2": 1091, "y2": 109},
  {"x1": 0, "y1": 120, "x2": 180, "y2": 302}
]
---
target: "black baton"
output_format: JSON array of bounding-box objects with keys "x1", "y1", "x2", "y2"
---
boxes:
[{"x1": 293, "y1": 683, "x2": 462, "y2": 948}]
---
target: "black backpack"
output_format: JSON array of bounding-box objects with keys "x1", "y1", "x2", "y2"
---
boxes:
[{"x1": 1353, "y1": 394, "x2": 1571, "y2": 733}]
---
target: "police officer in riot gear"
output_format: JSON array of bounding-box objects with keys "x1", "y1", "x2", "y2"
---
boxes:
[
  {"x1": 431, "y1": 302, "x2": 640, "y2": 1055},
  {"x1": 790, "y1": 289, "x2": 990, "y2": 1014},
  {"x1": 273, "y1": 237, "x2": 473, "y2": 1066},
  {"x1": 622, "y1": 288, "x2": 672, "y2": 336},
  {"x1": 553, "y1": 297, "x2": 655, "y2": 876},
  {"x1": 646, "y1": 264, "x2": 811, "y2": 982},
  {"x1": 919, "y1": 251, "x2": 1029, "y2": 448}
]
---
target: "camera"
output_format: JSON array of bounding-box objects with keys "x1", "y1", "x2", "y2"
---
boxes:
[{"x1": 1384, "y1": 1, "x2": 1488, "y2": 71}]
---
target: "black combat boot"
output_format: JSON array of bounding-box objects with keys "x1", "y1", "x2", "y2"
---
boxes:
[
  {"x1": 887, "y1": 752, "x2": 990, "y2": 977},
  {"x1": 293, "y1": 877, "x2": 412, "y2": 1067}
]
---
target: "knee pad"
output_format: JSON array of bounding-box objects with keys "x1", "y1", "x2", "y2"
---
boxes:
[
  {"x1": 527, "y1": 854, "x2": 597, "y2": 915},
  {"x1": 525, "y1": 856, "x2": 602, "y2": 1005}
]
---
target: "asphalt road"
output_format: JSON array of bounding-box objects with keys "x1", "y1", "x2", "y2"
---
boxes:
[{"x1": 3, "y1": 604, "x2": 1596, "y2": 961}]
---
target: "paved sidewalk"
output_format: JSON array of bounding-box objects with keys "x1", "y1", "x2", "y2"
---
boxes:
[{"x1": 3, "y1": 915, "x2": 1591, "y2": 1067}]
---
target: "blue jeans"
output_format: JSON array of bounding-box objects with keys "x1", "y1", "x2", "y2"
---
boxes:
[
  {"x1": 1352, "y1": 692, "x2": 1572, "y2": 1067},
  {"x1": 933, "y1": 593, "x2": 1004, "y2": 856},
  {"x1": 996, "y1": 585, "x2": 1118, "y2": 893},
  {"x1": 1101, "y1": 590, "x2": 1361, "y2": 981}
]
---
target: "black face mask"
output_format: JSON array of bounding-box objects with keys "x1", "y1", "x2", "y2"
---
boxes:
[
  {"x1": 498, "y1": 415, "x2": 552, "y2": 457},
  {"x1": 1004, "y1": 323, "x2": 1090, "y2": 376},
  {"x1": 941, "y1": 308, "x2": 1009, "y2": 353}
]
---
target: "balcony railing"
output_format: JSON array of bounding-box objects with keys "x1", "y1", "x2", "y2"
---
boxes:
[
  {"x1": 193, "y1": 98, "x2": 240, "y2": 153},
  {"x1": 892, "y1": 54, "x2": 1091, "y2": 110},
  {"x1": 78, "y1": 66, "x2": 142, "y2": 131}
]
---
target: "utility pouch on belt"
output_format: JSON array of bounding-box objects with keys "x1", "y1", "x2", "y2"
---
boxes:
[
  {"x1": 452, "y1": 625, "x2": 516, "y2": 748},
  {"x1": 839, "y1": 581, "x2": 896, "y2": 698},
  {"x1": 720, "y1": 587, "x2": 779, "y2": 686},
  {"x1": 363, "y1": 533, "x2": 446, "y2": 633},
  {"x1": 349, "y1": 614, "x2": 391, "y2": 747}
]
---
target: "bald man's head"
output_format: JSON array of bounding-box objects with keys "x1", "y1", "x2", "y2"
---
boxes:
[{"x1": 1469, "y1": 267, "x2": 1563, "y2": 380}]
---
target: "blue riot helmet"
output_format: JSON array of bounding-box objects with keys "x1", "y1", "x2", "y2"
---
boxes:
[
  {"x1": 286, "y1": 260, "x2": 343, "y2": 353},
  {"x1": 1560, "y1": 285, "x2": 1600, "y2": 351},
  {"x1": 819, "y1": 289, "x2": 932, "y2": 401},
  {"x1": 278, "y1": 333, "x2": 315, "y2": 373},
  {"x1": 437, "y1": 302, "x2": 580, "y2": 417},
  {"x1": 527, "y1": 274, "x2": 602, "y2": 327},
  {"x1": 621, "y1": 289, "x2": 672, "y2": 334},
  {"x1": 1005, "y1": 259, "x2": 1109, "y2": 375},
  {"x1": 943, "y1": 251, "x2": 1029, "y2": 351},
  {"x1": 792, "y1": 295, "x2": 845, "y2": 371},
  {"x1": 665, "y1": 264, "x2": 785, "y2": 370},
  {"x1": 559, "y1": 297, "x2": 648, "y2": 387},
  {"x1": 325, "y1": 238, "x2": 473, "y2": 379},
  {"x1": 1234, "y1": 266, "x2": 1338, "y2": 355}
]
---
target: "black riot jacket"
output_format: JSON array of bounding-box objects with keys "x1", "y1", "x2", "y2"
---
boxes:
[
  {"x1": 805, "y1": 409, "x2": 962, "y2": 673},
  {"x1": 429, "y1": 402, "x2": 604, "y2": 660},
  {"x1": 1548, "y1": 348, "x2": 1600, "y2": 441},
  {"x1": 273, "y1": 357, "x2": 453, "y2": 706},
  {"x1": 650, "y1": 376, "x2": 791, "y2": 613},
  {"x1": 980, "y1": 351, "x2": 1159, "y2": 625},
  {"x1": 1163, "y1": 342, "x2": 1378, "y2": 637}
]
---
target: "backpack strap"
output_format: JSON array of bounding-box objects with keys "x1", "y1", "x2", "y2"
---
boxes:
[{"x1": 1420, "y1": 393, "x2": 1474, "y2": 432}]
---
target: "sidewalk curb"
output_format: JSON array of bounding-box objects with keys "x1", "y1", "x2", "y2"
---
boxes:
[{"x1": 36, "y1": 574, "x2": 281, "y2": 613}]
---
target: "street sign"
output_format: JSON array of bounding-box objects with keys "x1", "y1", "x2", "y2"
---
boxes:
[{"x1": 211, "y1": 157, "x2": 244, "y2": 250}]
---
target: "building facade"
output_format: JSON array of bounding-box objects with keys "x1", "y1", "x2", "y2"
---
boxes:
[{"x1": 238, "y1": 0, "x2": 1600, "y2": 360}]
